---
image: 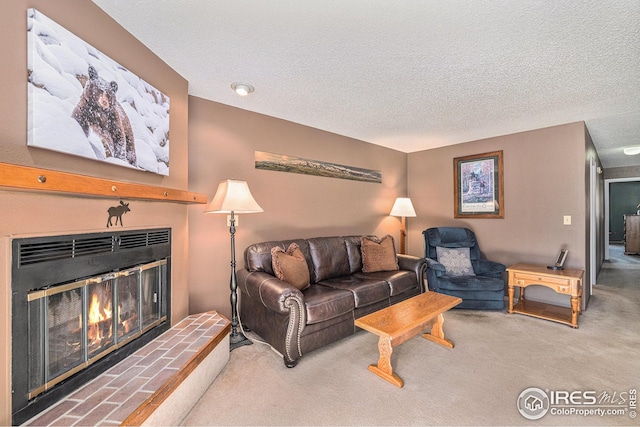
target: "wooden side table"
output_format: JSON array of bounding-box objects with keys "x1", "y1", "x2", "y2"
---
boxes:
[{"x1": 507, "y1": 263, "x2": 583, "y2": 328}]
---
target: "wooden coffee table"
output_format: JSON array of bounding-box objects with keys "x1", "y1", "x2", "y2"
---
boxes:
[{"x1": 354, "y1": 292, "x2": 462, "y2": 387}]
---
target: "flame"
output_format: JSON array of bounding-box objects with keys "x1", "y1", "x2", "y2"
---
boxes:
[
  {"x1": 89, "y1": 294, "x2": 103, "y2": 324},
  {"x1": 88, "y1": 294, "x2": 112, "y2": 343}
]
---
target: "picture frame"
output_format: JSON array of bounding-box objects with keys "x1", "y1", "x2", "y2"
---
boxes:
[
  {"x1": 454, "y1": 150, "x2": 504, "y2": 218},
  {"x1": 554, "y1": 249, "x2": 569, "y2": 269}
]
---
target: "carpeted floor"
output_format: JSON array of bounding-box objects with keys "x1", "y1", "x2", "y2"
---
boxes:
[{"x1": 182, "y1": 249, "x2": 640, "y2": 426}]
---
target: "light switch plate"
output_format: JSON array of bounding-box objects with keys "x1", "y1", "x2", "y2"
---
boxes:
[{"x1": 563, "y1": 215, "x2": 571, "y2": 225}]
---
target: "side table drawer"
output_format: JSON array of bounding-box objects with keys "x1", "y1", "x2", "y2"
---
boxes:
[{"x1": 513, "y1": 272, "x2": 573, "y2": 294}]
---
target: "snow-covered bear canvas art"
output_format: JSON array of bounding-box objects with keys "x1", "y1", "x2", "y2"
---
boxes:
[{"x1": 27, "y1": 9, "x2": 170, "y2": 176}]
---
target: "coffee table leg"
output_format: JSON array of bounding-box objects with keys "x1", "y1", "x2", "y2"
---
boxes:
[
  {"x1": 368, "y1": 336, "x2": 404, "y2": 388},
  {"x1": 422, "y1": 313, "x2": 454, "y2": 348}
]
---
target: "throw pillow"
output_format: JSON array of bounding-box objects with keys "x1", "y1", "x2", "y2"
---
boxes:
[
  {"x1": 271, "y1": 243, "x2": 310, "y2": 290},
  {"x1": 435, "y1": 246, "x2": 475, "y2": 276},
  {"x1": 361, "y1": 235, "x2": 399, "y2": 273}
]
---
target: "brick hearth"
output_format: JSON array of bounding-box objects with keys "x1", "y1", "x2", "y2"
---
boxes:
[{"x1": 23, "y1": 311, "x2": 230, "y2": 426}]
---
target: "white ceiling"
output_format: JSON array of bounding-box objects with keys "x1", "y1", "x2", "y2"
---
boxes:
[{"x1": 92, "y1": 0, "x2": 640, "y2": 169}]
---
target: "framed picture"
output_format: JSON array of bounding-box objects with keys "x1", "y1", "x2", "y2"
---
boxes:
[
  {"x1": 27, "y1": 9, "x2": 170, "y2": 176},
  {"x1": 454, "y1": 150, "x2": 504, "y2": 218}
]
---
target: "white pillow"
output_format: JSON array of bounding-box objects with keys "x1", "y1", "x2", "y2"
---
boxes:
[{"x1": 436, "y1": 247, "x2": 475, "y2": 276}]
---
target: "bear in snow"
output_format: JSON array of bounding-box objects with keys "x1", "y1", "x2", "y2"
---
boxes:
[{"x1": 72, "y1": 65, "x2": 136, "y2": 166}]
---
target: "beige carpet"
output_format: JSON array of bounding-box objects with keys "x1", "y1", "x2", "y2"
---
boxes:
[{"x1": 182, "y1": 253, "x2": 640, "y2": 426}]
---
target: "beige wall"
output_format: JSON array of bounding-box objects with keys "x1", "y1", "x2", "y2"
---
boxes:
[
  {"x1": 187, "y1": 96, "x2": 408, "y2": 317},
  {"x1": 604, "y1": 165, "x2": 640, "y2": 179},
  {"x1": 407, "y1": 122, "x2": 592, "y2": 307},
  {"x1": 1, "y1": 1, "x2": 190, "y2": 423}
]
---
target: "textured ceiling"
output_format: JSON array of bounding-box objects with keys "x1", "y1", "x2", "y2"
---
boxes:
[{"x1": 92, "y1": 0, "x2": 640, "y2": 169}]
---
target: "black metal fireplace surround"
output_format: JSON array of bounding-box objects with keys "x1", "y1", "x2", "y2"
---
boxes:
[{"x1": 11, "y1": 228, "x2": 171, "y2": 425}]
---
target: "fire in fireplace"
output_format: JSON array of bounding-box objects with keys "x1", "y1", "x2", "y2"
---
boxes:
[{"x1": 11, "y1": 228, "x2": 171, "y2": 425}]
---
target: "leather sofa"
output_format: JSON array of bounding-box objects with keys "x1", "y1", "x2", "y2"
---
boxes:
[{"x1": 237, "y1": 235, "x2": 426, "y2": 367}]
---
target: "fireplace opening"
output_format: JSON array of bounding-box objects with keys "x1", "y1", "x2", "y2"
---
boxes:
[{"x1": 12, "y1": 229, "x2": 171, "y2": 425}]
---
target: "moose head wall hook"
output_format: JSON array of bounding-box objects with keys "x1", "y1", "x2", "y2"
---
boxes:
[{"x1": 107, "y1": 200, "x2": 131, "y2": 227}]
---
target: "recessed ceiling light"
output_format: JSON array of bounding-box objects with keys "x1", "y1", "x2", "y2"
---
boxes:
[
  {"x1": 231, "y1": 83, "x2": 254, "y2": 97},
  {"x1": 623, "y1": 146, "x2": 640, "y2": 155}
]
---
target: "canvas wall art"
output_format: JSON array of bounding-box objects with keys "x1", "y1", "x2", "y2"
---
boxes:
[
  {"x1": 255, "y1": 151, "x2": 382, "y2": 183},
  {"x1": 27, "y1": 9, "x2": 170, "y2": 176}
]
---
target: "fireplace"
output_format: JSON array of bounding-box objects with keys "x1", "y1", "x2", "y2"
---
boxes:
[{"x1": 11, "y1": 228, "x2": 171, "y2": 425}]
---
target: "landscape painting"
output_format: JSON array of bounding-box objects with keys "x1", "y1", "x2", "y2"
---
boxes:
[
  {"x1": 27, "y1": 9, "x2": 170, "y2": 176},
  {"x1": 255, "y1": 151, "x2": 382, "y2": 183}
]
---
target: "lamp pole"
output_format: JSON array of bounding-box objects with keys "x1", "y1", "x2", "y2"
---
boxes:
[
  {"x1": 399, "y1": 215, "x2": 407, "y2": 255},
  {"x1": 228, "y1": 211, "x2": 251, "y2": 350}
]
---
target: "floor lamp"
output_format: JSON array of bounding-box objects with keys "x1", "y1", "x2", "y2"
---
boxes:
[
  {"x1": 204, "y1": 179, "x2": 263, "y2": 351},
  {"x1": 390, "y1": 197, "x2": 416, "y2": 255}
]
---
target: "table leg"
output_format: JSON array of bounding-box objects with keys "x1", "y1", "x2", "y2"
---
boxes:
[
  {"x1": 508, "y1": 283, "x2": 514, "y2": 313},
  {"x1": 422, "y1": 313, "x2": 454, "y2": 348},
  {"x1": 368, "y1": 336, "x2": 404, "y2": 388},
  {"x1": 570, "y1": 296, "x2": 580, "y2": 328}
]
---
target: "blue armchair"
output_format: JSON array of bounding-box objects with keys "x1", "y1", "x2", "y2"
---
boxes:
[{"x1": 422, "y1": 227, "x2": 505, "y2": 310}]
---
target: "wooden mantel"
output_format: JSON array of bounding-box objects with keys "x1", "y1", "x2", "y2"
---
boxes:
[{"x1": 0, "y1": 162, "x2": 207, "y2": 204}]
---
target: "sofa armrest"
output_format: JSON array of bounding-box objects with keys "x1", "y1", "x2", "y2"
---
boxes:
[
  {"x1": 397, "y1": 253, "x2": 426, "y2": 283},
  {"x1": 397, "y1": 253, "x2": 425, "y2": 271},
  {"x1": 237, "y1": 269, "x2": 306, "y2": 367},
  {"x1": 473, "y1": 259, "x2": 506, "y2": 278},
  {"x1": 237, "y1": 269, "x2": 305, "y2": 316}
]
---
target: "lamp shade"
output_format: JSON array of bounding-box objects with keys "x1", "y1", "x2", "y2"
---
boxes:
[
  {"x1": 389, "y1": 197, "x2": 416, "y2": 217},
  {"x1": 204, "y1": 179, "x2": 263, "y2": 214}
]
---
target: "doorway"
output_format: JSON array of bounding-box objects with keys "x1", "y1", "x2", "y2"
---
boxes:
[{"x1": 604, "y1": 177, "x2": 640, "y2": 260}]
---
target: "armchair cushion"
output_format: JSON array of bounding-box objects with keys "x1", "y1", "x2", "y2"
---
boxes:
[
  {"x1": 436, "y1": 275, "x2": 505, "y2": 292},
  {"x1": 271, "y1": 243, "x2": 310, "y2": 290},
  {"x1": 436, "y1": 246, "x2": 475, "y2": 276},
  {"x1": 361, "y1": 235, "x2": 399, "y2": 272}
]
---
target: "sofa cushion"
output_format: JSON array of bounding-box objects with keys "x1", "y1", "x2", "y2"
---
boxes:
[
  {"x1": 271, "y1": 243, "x2": 310, "y2": 290},
  {"x1": 436, "y1": 246, "x2": 475, "y2": 276},
  {"x1": 344, "y1": 235, "x2": 364, "y2": 274},
  {"x1": 308, "y1": 236, "x2": 351, "y2": 282},
  {"x1": 355, "y1": 270, "x2": 417, "y2": 296},
  {"x1": 302, "y1": 284, "x2": 355, "y2": 325},
  {"x1": 317, "y1": 276, "x2": 390, "y2": 308},
  {"x1": 361, "y1": 235, "x2": 399, "y2": 272}
]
